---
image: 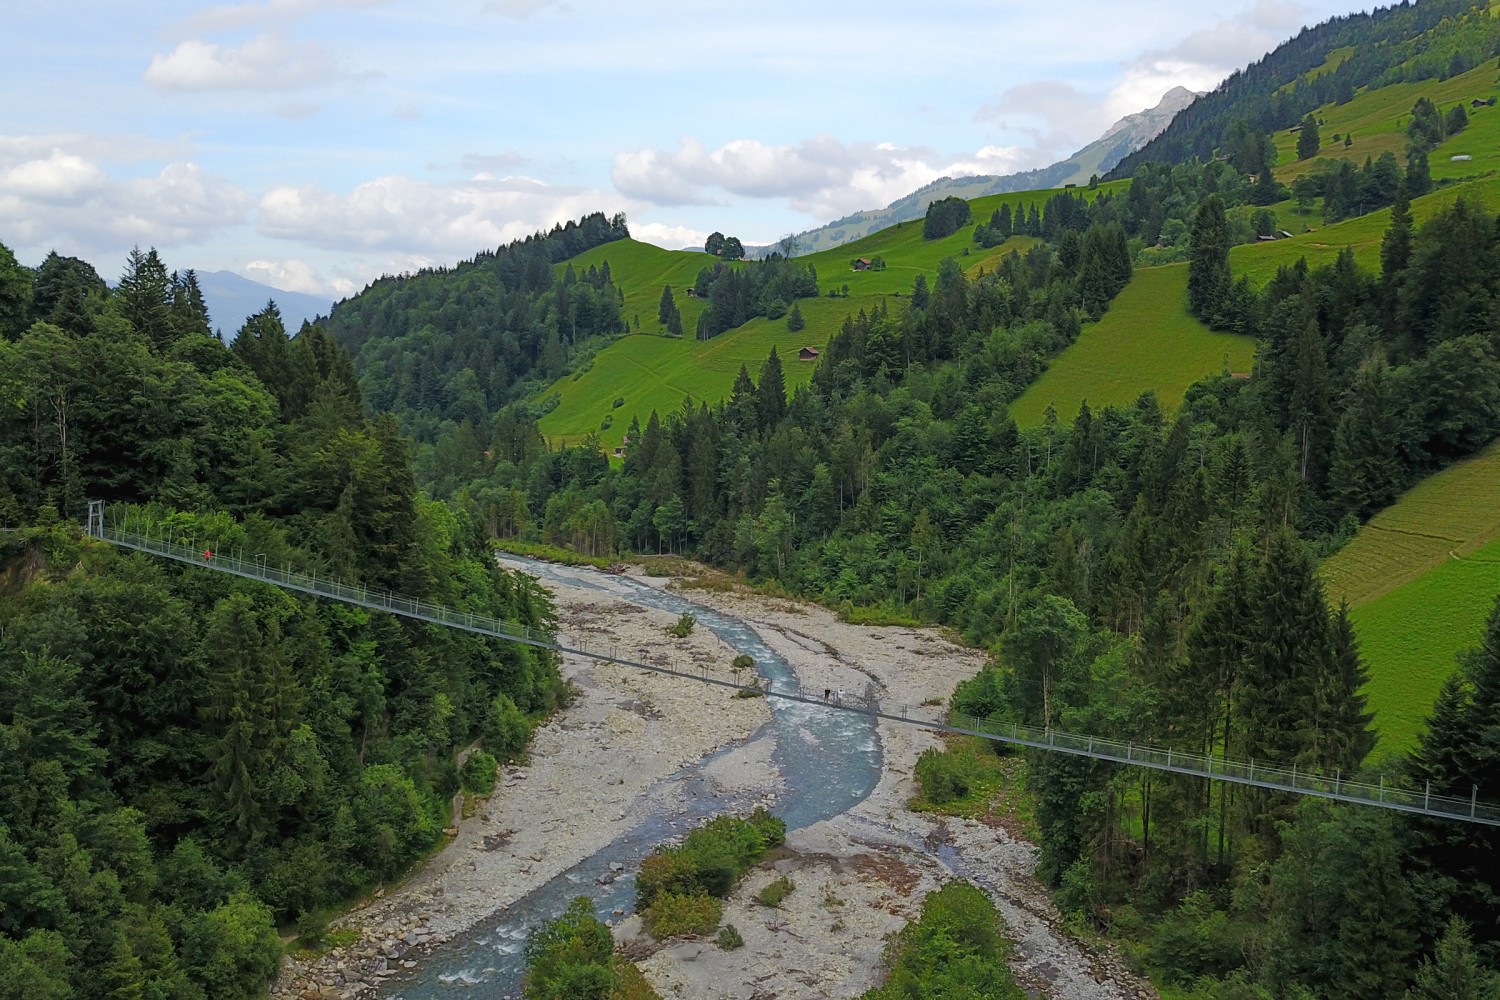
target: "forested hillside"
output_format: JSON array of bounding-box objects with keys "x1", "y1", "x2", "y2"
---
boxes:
[
  {"x1": 418, "y1": 138, "x2": 1500, "y2": 991},
  {"x1": 1111, "y1": 0, "x2": 1500, "y2": 177},
  {"x1": 319, "y1": 212, "x2": 630, "y2": 445},
  {"x1": 0, "y1": 245, "x2": 562, "y2": 998}
]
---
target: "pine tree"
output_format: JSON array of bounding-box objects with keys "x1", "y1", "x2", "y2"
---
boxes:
[
  {"x1": 1407, "y1": 916, "x2": 1500, "y2": 1000},
  {"x1": 1309, "y1": 602, "x2": 1376, "y2": 773},
  {"x1": 756, "y1": 346, "x2": 786, "y2": 432},
  {"x1": 1407, "y1": 141, "x2": 1432, "y2": 197},
  {"x1": 117, "y1": 247, "x2": 172, "y2": 346},
  {"x1": 657, "y1": 285, "x2": 676, "y2": 327},
  {"x1": 1329, "y1": 359, "x2": 1408, "y2": 518},
  {"x1": 785, "y1": 301, "x2": 804, "y2": 332},
  {"x1": 1296, "y1": 114, "x2": 1321, "y2": 160},
  {"x1": 1410, "y1": 594, "x2": 1500, "y2": 952},
  {"x1": 168, "y1": 269, "x2": 212, "y2": 340},
  {"x1": 1187, "y1": 195, "x2": 1231, "y2": 325}
]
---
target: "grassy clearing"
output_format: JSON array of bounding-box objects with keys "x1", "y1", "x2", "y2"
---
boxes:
[
  {"x1": 1228, "y1": 173, "x2": 1500, "y2": 287},
  {"x1": 1320, "y1": 442, "x2": 1500, "y2": 756},
  {"x1": 1009, "y1": 264, "x2": 1257, "y2": 426},
  {"x1": 535, "y1": 183, "x2": 1130, "y2": 446},
  {"x1": 1269, "y1": 61, "x2": 1500, "y2": 182},
  {"x1": 1321, "y1": 442, "x2": 1500, "y2": 606},
  {"x1": 1348, "y1": 537, "x2": 1500, "y2": 758},
  {"x1": 910, "y1": 734, "x2": 1039, "y2": 839},
  {"x1": 535, "y1": 292, "x2": 833, "y2": 448}
]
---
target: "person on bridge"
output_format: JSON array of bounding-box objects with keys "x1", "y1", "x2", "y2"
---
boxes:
[{"x1": 203, "y1": 549, "x2": 213, "y2": 561}]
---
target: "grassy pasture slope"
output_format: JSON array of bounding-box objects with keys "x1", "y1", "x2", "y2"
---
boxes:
[
  {"x1": 1229, "y1": 173, "x2": 1500, "y2": 286},
  {"x1": 1009, "y1": 264, "x2": 1257, "y2": 426},
  {"x1": 537, "y1": 185, "x2": 1126, "y2": 446},
  {"x1": 1270, "y1": 61, "x2": 1500, "y2": 182},
  {"x1": 1320, "y1": 443, "x2": 1500, "y2": 755}
]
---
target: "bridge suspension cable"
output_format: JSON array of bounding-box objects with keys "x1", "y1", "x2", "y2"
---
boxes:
[{"x1": 83, "y1": 500, "x2": 1499, "y2": 828}]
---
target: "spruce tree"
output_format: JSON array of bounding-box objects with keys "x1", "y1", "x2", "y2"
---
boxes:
[
  {"x1": 1381, "y1": 182, "x2": 1413, "y2": 287},
  {"x1": 1296, "y1": 114, "x2": 1321, "y2": 160},
  {"x1": 1187, "y1": 195, "x2": 1231, "y2": 325},
  {"x1": 786, "y1": 301, "x2": 804, "y2": 332},
  {"x1": 1407, "y1": 916, "x2": 1500, "y2": 1000},
  {"x1": 1407, "y1": 141, "x2": 1432, "y2": 197},
  {"x1": 657, "y1": 285, "x2": 676, "y2": 327},
  {"x1": 117, "y1": 246, "x2": 172, "y2": 346},
  {"x1": 756, "y1": 346, "x2": 786, "y2": 431}
]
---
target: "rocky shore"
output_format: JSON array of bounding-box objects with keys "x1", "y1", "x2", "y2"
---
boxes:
[{"x1": 272, "y1": 561, "x2": 1157, "y2": 1000}]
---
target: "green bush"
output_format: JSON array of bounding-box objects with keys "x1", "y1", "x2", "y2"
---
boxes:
[
  {"x1": 523, "y1": 897, "x2": 617, "y2": 999},
  {"x1": 634, "y1": 810, "x2": 783, "y2": 911},
  {"x1": 914, "y1": 748, "x2": 971, "y2": 804},
  {"x1": 460, "y1": 750, "x2": 498, "y2": 795},
  {"x1": 481, "y1": 693, "x2": 532, "y2": 761},
  {"x1": 862, "y1": 881, "x2": 1024, "y2": 1000},
  {"x1": 715, "y1": 923, "x2": 745, "y2": 950},
  {"x1": 732, "y1": 653, "x2": 755, "y2": 672},
  {"x1": 755, "y1": 876, "x2": 795, "y2": 908},
  {"x1": 644, "y1": 891, "x2": 722, "y2": 938},
  {"x1": 612, "y1": 397, "x2": 625, "y2": 408},
  {"x1": 666, "y1": 613, "x2": 695, "y2": 637},
  {"x1": 1145, "y1": 891, "x2": 1245, "y2": 985}
]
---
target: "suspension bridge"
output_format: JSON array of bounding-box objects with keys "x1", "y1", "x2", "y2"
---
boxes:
[{"x1": 83, "y1": 500, "x2": 1499, "y2": 828}]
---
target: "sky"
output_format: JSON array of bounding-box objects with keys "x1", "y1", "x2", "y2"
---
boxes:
[{"x1": 1, "y1": 0, "x2": 1378, "y2": 300}]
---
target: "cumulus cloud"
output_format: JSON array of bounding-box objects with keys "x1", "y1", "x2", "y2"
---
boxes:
[
  {"x1": 256, "y1": 173, "x2": 624, "y2": 255},
  {"x1": 0, "y1": 141, "x2": 251, "y2": 259},
  {"x1": 612, "y1": 135, "x2": 1033, "y2": 221},
  {"x1": 242, "y1": 257, "x2": 330, "y2": 295},
  {"x1": 632, "y1": 222, "x2": 710, "y2": 252},
  {"x1": 145, "y1": 32, "x2": 346, "y2": 92}
]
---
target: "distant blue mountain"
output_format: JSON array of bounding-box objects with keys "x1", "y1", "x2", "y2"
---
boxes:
[{"x1": 195, "y1": 270, "x2": 334, "y2": 339}]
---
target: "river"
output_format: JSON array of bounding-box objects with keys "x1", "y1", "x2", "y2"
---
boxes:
[{"x1": 383, "y1": 558, "x2": 884, "y2": 998}]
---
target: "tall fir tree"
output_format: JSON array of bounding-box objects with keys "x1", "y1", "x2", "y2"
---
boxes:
[{"x1": 1187, "y1": 195, "x2": 1231, "y2": 326}]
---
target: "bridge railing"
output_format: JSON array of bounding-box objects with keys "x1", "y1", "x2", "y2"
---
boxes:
[
  {"x1": 86, "y1": 503, "x2": 1499, "y2": 828},
  {"x1": 944, "y1": 712, "x2": 1497, "y2": 824}
]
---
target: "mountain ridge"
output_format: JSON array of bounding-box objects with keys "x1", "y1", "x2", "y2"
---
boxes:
[{"x1": 760, "y1": 86, "x2": 1200, "y2": 257}]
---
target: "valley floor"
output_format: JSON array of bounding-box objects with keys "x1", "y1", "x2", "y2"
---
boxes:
[{"x1": 273, "y1": 563, "x2": 1154, "y2": 1000}]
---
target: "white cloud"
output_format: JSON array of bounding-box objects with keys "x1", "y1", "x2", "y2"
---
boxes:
[
  {"x1": 633, "y1": 222, "x2": 709, "y2": 252},
  {"x1": 145, "y1": 32, "x2": 345, "y2": 92},
  {"x1": 241, "y1": 257, "x2": 330, "y2": 294},
  {"x1": 612, "y1": 135, "x2": 1035, "y2": 221},
  {"x1": 179, "y1": 0, "x2": 385, "y2": 35},
  {"x1": 0, "y1": 146, "x2": 251, "y2": 261},
  {"x1": 256, "y1": 173, "x2": 625, "y2": 255},
  {"x1": 1106, "y1": 0, "x2": 1316, "y2": 121},
  {"x1": 2, "y1": 150, "x2": 108, "y2": 203},
  {"x1": 275, "y1": 101, "x2": 320, "y2": 119}
]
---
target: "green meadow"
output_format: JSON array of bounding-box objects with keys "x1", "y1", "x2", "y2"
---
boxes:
[
  {"x1": 1009, "y1": 264, "x2": 1257, "y2": 426},
  {"x1": 1348, "y1": 538, "x2": 1500, "y2": 759},
  {"x1": 538, "y1": 182, "x2": 1127, "y2": 446},
  {"x1": 1321, "y1": 442, "x2": 1500, "y2": 756}
]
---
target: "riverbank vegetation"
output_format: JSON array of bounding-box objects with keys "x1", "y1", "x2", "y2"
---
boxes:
[
  {"x1": 0, "y1": 246, "x2": 563, "y2": 998},
  {"x1": 409, "y1": 147, "x2": 1500, "y2": 994}
]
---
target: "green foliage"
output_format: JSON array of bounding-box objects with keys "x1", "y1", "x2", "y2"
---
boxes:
[
  {"x1": 1296, "y1": 114, "x2": 1322, "y2": 159},
  {"x1": 715, "y1": 923, "x2": 744, "y2": 950},
  {"x1": 862, "y1": 881, "x2": 1025, "y2": 1000},
  {"x1": 643, "y1": 891, "x2": 722, "y2": 938},
  {"x1": 923, "y1": 196, "x2": 974, "y2": 240},
  {"x1": 754, "y1": 876, "x2": 795, "y2": 908},
  {"x1": 634, "y1": 810, "x2": 782, "y2": 913},
  {"x1": 523, "y1": 897, "x2": 617, "y2": 1000},
  {"x1": 461, "y1": 749, "x2": 499, "y2": 795},
  {"x1": 666, "y1": 612, "x2": 696, "y2": 638},
  {"x1": 914, "y1": 747, "x2": 971, "y2": 804}
]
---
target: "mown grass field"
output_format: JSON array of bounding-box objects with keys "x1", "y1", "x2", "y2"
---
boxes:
[
  {"x1": 1228, "y1": 173, "x2": 1500, "y2": 286},
  {"x1": 537, "y1": 182, "x2": 1127, "y2": 446},
  {"x1": 1008, "y1": 264, "x2": 1257, "y2": 426},
  {"x1": 1269, "y1": 60, "x2": 1500, "y2": 182},
  {"x1": 1320, "y1": 442, "x2": 1500, "y2": 756}
]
